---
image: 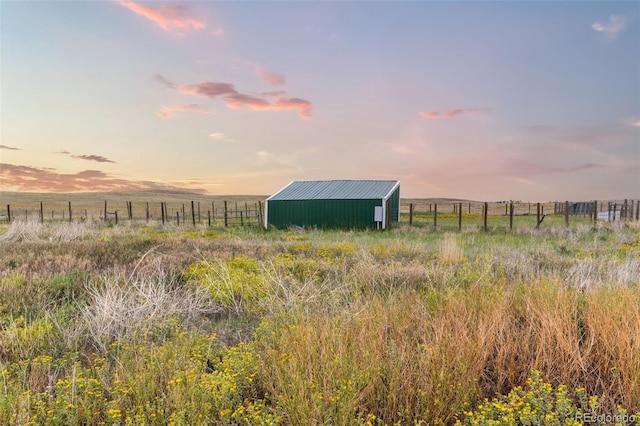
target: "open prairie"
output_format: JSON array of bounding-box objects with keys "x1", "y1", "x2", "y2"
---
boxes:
[{"x1": 0, "y1": 192, "x2": 639, "y2": 425}]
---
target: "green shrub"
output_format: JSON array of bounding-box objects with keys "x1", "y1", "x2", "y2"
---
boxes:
[{"x1": 456, "y1": 370, "x2": 640, "y2": 426}]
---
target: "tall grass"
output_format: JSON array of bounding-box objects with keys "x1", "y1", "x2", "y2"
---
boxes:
[{"x1": 0, "y1": 219, "x2": 639, "y2": 424}]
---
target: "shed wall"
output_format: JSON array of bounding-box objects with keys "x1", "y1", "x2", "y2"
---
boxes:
[
  {"x1": 387, "y1": 186, "x2": 400, "y2": 223},
  {"x1": 267, "y1": 199, "x2": 383, "y2": 229}
]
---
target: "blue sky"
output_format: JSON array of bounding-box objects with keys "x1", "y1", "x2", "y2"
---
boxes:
[{"x1": 1, "y1": 0, "x2": 638, "y2": 200}]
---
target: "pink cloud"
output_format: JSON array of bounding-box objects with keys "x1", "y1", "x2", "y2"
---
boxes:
[
  {"x1": 115, "y1": 0, "x2": 206, "y2": 34},
  {"x1": 178, "y1": 82, "x2": 237, "y2": 98},
  {"x1": 212, "y1": 27, "x2": 225, "y2": 37},
  {"x1": 419, "y1": 108, "x2": 491, "y2": 119},
  {"x1": 0, "y1": 163, "x2": 207, "y2": 193},
  {"x1": 261, "y1": 90, "x2": 288, "y2": 97},
  {"x1": 156, "y1": 74, "x2": 312, "y2": 119},
  {"x1": 255, "y1": 66, "x2": 286, "y2": 86},
  {"x1": 272, "y1": 97, "x2": 313, "y2": 119},
  {"x1": 157, "y1": 104, "x2": 213, "y2": 118},
  {"x1": 225, "y1": 93, "x2": 271, "y2": 110}
]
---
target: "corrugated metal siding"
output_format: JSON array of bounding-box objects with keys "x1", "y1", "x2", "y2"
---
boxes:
[
  {"x1": 269, "y1": 180, "x2": 398, "y2": 201},
  {"x1": 268, "y1": 199, "x2": 382, "y2": 229},
  {"x1": 387, "y1": 186, "x2": 400, "y2": 223}
]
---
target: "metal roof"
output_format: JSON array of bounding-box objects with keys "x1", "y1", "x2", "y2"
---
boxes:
[{"x1": 268, "y1": 180, "x2": 399, "y2": 201}]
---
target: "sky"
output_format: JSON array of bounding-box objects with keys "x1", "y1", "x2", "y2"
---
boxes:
[{"x1": 1, "y1": 0, "x2": 639, "y2": 201}]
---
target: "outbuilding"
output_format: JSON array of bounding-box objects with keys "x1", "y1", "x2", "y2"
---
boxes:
[{"x1": 265, "y1": 180, "x2": 400, "y2": 229}]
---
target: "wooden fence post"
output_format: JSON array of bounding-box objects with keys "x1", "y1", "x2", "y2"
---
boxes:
[
  {"x1": 458, "y1": 202, "x2": 462, "y2": 231},
  {"x1": 258, "y1": 200, "x2": 264, "y2": 229},
  {"x1": 483, "y1": 202, "x2": 488, "y2": 232},
  {"x1": 68, "y1": 201, "x2": 72, "y2": 223},
  {"x1": 509, "y1": 202, "x2": 514, "y2": 232},
  {"x1": 624, "y1": 199, "x2": 628, "y2": 220},
  {"x1": 104, "y1": 201, "x2": 108, "y2": 223},
  {"x1": 240, "y1": 211, "x2": 244, "y2": 226},
  {"x1": 593, "y1": 201, "x2": 597, "y2": 223},
  {"x1": 146, "y1": 202, "x2": 150, "y2": 223},
  {"x1": 636, "y1": 200, "x2": 640, "y2": 220},
  {"x1": 114, "y1": 210, "x2": 118, "y2": 225},
  {"x1": 409, "y1": 203, "x2": 413, "y2": 227},
  {"x1": 6, "y1": 205, "x2": 10, "y2": 223},
  {"x1": 191, "y1": 201, "x2": 196, "y2": 227},
  {"x1": 468, "y1": 203, "x2": 471, "y2": 214},
  {"x1": 176, "y1": 211, "x2": 180, "y2": 226},
  {"x1": 224, "y1": 201, "x2": 228, "y2": 227},
  {"x1": 536, "y1": 203, "x2": 541, "y2": 229},
  {"x1": 40, "y1": 202, "x2": 44, "y2": 223},
  {"x1": 433, "y1": 203, "x2": 437, "y2": 230},
  {"x1": 161, "y1": 202, "x2": 165, "y2": 225},
  {"x1": 197, "y1": 201, "x2": 201, "y2": 224},
  {"x1": 564, "y1": 201, "x2": 569, "y2": 227},
  {"x1": 208, "y1": 210, "x2": 211, "y2": 227}
]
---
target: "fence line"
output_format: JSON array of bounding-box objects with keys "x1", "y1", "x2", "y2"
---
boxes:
[
  {"x1": 1, "y1": 199, "x2": 637, "y2": 230},
  {"x1": 0, "y1": 199, "x2": 265, "y2": 228},
  {"x1": 404, "y1": 199, "x2": 638, "y2": 231}
]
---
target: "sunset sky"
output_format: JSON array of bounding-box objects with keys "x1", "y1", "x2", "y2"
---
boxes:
[{"x1": 1, "y1": 1, "x2": 639, "y2": 200}]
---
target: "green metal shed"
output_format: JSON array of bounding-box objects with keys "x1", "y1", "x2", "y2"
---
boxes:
[{"x1": 265, "y1": 180, "x2": 400, "y2": 229}]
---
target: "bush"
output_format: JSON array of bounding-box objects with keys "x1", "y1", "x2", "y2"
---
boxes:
[{"x1": 456, "y1": 370, "x2": 640, "y2": 426}]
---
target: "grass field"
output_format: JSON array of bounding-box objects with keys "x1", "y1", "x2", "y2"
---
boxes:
[{"x1": 0, "y1": 192, "x2": 639, "y2": 425}]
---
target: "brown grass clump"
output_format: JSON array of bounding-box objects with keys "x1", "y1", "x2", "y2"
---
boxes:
[{"x1": 440, "y1": 232, "x2": 463, "y2": 263}]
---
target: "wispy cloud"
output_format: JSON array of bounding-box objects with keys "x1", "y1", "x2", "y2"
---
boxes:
[
  {"x1": 272, "y1": 97, "x2": 313, "y2": 119},
  {"x1": 157, "y1": 104, "x2": 213, "y2": 118},
  {"x1": 115, "y1": 0, "x2": 206, "y2": 34},
  {"x1": 0, "y1": 163, "x2": 206, "y2": 193},
  {"x1": 501, "y1": 158, "x2": 603, "y2": 176},
  {"x1": 70, "y1": 155, "x2": 117, "y2": 163},
  {"x1": 419, "y1": 108, "x2": 491, "y2": 119},
  {"x1": 620, "y1": 116, "x2": 640, "y2": 127},
  {"x1": 212, "y1": 27, "x2": 225, "y2": 37},
  {"x1": 255, "y1": 151, "x2": 274, "y2": 161},
  {"x1": 57, "y1": 150, "x2": 116, "y2": 163},
  {"x1": 155, "y1": 74, "x2": 178, "y2": 89},
  {"x1": 209, "y1": 132, "x2": 234, "y2": 142},
  {"x1": 592, "y1": 15, "x2": 628, "y2": 39},
  {"x1": 178, "y1": 81, "x2": 237, "y2": 98},
  {"x1": 0, "y1": 145, "x2": 21, "y2": 151},
  {"x1": 255, "y1": 66, "x2": 286, "y2": 86},
  {"x1": 157, "y1": 75, "x2": 312, "y2": 119}
]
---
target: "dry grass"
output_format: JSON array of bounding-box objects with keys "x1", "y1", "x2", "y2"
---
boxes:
[
  {"x1": 0, "y1": 216, "x2": 639, "y2": 424},
  {"x1": 82, "y1": 266, "x2": 221, "y2": 352},
  {"x1": 440, "y1": 232, "x2": 463, "y2": 263}
]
